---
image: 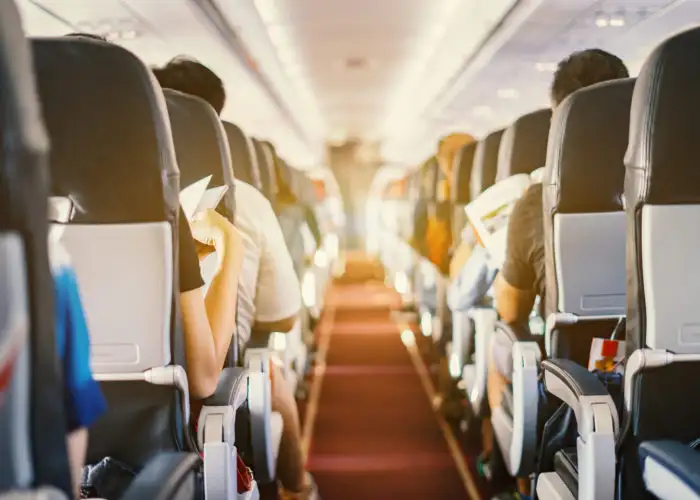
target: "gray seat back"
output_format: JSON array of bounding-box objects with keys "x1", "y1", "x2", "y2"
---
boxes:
[
  {"x1": 626, "y1": 27, "x2": 700, "y2": 355},
  {"x1": 223, "y1": 121, "x2": 261, "y2": 190},
  {"x1": 165, "y1": 89, "x2": 236, "y2": 221},
  {"x1": 496, "y1": 108, "x2": 552, "y2": 182},
  {"x1": 254, "y1": 139, "x2": 278, "y2": 201},
  {"x1": 0, "y1": 2, "x2": 72, "y2": 494},
  {"x1": 543, "y1": 79, "x2": 634, "y2": 318},
  {"x1": 470, "y1": 129, "x2": 503, "y2": 199},
  {"x1": 451, "y1": 142, "x2": 477, "y2": 239},
  {"x1": 32, "y1": 36, "x2": 186, "y2": 466}
]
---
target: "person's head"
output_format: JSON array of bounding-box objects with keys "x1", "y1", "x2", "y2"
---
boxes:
[
  {"x1": 550, "y1": 49, "x2": 629, "y2": 108},
  {"x1": 152, "y1": 57, "x2": 226, "y2": 114},
  {"x1": 436, "y1": 132, "x2": 474, "y2": 179}
]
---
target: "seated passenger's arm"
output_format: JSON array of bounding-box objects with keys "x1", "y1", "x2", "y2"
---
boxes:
[
  {"x1": 495, "y1": 191, "x2": 539, "y2": 324},
  {"x1": 180, "y1": 209, "x2": 244, "y2": 398},
  {"x1": 252, "y1": 198, "x2": 301, "y2": 333}
]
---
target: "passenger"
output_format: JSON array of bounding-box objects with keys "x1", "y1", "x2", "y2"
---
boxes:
[
  {"x1": 48, "y1": 220, "x2": 106, "y2": 499},
  {"x1": 154, "y1": 59, "x2": 320, "y2": 500},
  {"x1": 446, "y1": 223, "x2": 497, "y2": 313},
  {"x1": 428, "y1": 133, "x2": 473, "y2": 273},
  {"x1": 486, "y1": 49, "x2": 629, "y2": 500},
  {"x1": 274, "y1": 158, "x2": 322, "y2": 280}
]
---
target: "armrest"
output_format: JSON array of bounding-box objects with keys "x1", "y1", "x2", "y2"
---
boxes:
[
  {"x1": 541, "y1": 359, "x2": 619, "y2": 439},
  {"x1": 202, "y1": 367, "x2": 249, "y2": 409},
  {"x1": 120, "y1": 453, "x2": 201, "y2": 500},
  {"x1": 495, "y1": 321, "x2": 538, "y2": 344},
  {"x1": 640, "y1": 441, "x2": 700, "y2": 500}
]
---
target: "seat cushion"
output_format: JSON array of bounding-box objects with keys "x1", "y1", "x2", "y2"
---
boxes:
[{"x1": 554, "y1": 448, "x2": 578, "y2": 497}]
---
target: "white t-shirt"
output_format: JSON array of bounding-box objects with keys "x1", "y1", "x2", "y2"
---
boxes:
[{"x1": 233, "y1": 180, "x2": 301, "y2": 343}]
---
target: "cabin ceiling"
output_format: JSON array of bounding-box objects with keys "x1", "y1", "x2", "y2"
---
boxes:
[{"x1": 16, "y1": 0, "x2": 698, "y2": 169}]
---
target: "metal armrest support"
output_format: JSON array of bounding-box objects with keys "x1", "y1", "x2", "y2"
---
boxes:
[
  {"x1": 541, "y1": 359, "x2": 619, "y2": 500},
  {"x1": 198, "y1": 368, "x2": 250, "y2": 500},
  {"x1": 243, "y1": 349, "x2": 278, "y2": 484},
  {"x1": 640, "y1": 440, "x2": 700, "y2": 500},
  {"x1": 120, "y1": 453, "x2": 201, "y2": 500}
]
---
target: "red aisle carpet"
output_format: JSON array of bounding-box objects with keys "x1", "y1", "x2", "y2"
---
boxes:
[{"x1": 304, "y1": 257, "x2": 474, "y2": 499}]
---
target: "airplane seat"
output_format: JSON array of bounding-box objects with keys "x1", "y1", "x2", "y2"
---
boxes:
[
  {"x1": 493, "y1": 79, "x2": 633, "y2": 488},
  {"x1": 614, "y1": 26, "x2": 700, "y2": 500},
  {"x1": 31, "y1": 37, "x2": 235, "y2": 498},
  {"x1": 164, "y1": 89, "x2": 283, "y2": 486},
  {"x1": 252, "y1": 139, "x2": 277, "y2": 202},
  {"x1": 223, "y1": 121, "x2": 262, "y2": 191},
  {"x1": 450, "y1": 142, "x2": 477, "y2": 245},
  {"x1": 452, "y1": 129, "x2": 504, "y2": 432},
  {"x1": 495, "y1": 108, "x2": 552, "y2": 183},
  {"x1": 0, "y1": 4, "x2": 72, "y2": 496}
]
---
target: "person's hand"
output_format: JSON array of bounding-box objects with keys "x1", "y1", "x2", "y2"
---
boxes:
[{"x1": 190, "y1": 209, "x2": 244, "y2": 267}]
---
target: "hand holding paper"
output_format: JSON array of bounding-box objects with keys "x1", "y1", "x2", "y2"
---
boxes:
[{"x1": 179, "y1": 175, "x2": 229, "y2": 222}]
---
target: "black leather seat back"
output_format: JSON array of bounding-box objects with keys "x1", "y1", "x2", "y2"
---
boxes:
[
  {"x1": 223, "y1": 121, "x2": 261, "y2": 190},
  {"x1": 0, "y1": 3, "x2": 72, "y2": 494},
  {"x1": 542, "y1": 79, "x2": 634, "y2": 321},
  {"x1": 451, "y1": 142, "x2": 477, "y2": 241},
  {"x1": 496, "y1": 108, "x2": 552, "y2": 182},
  {"x1": 32, "y1": 36, "x2": 187, "y2": 467},
  {"x1": 470, "y1": 129, "x2": 503, "y2": 199},
  {"x1": 621, "y1": 27, "x2": 700, "y2": 500},
  {"x1": 165, "y1": 90, "x2": 236, "y2": 221},
  {"x1": 253, "y1": 139, "x2": 277, "y2": 201}
]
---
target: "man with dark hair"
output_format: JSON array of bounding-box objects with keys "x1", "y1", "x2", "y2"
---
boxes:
[
  {"x1": 152, "y1": 57, "x2": 226, "y2": 114},
  {"x1": 486, "y1": 48, "x2": 629, "y2": 500}
]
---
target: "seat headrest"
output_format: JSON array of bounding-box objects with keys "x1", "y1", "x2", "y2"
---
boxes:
[
  {"x1": 496, "y1": 108, "x2": 552, "y2": 182},
  {"x1": 470, "y1": 129, "x2": 503, "y2": 199},
  {"x1": 253, "y1": 138, "x2": 277, "y2": 200},
  {"x1": 451, "y1": 142, "x2": 477, "y2": 203},
  {"x1": 223, "y1": 121, "x2": 261, "y2": 190},
  {"x1": 32, "y1": 37, "x2": 178, "y2": 223},
  {"x1": 545, "y1": 78, "x2": 635, "y2": 214},
  {"x1": 164, "y1": 90, "x2": 235, "y2": 220},
  {"x1": 626, "y1": 27, "x2": 700, "y2": 206}
]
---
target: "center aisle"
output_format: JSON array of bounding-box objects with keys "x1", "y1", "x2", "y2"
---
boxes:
[{"x1": 302, "y1": 258, "x2": 474, "y2": 499}]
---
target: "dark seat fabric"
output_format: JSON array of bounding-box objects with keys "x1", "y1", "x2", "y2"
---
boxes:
[
  {"x1": 452, "y1": 142, "x2": 477, "y2": 204},
  {"x1": 164, "y1": 90, "x2": 236, "y2": 221},
  {"x1": 554, "y1": 448, "x2": 578, "y2": 497},
  {"x1": 496, "y1": 108, "x2": 551, "y2": 182},
  {"x1": 1, "y1": 3, "x2": 72, "y2": 494},
  {"x1": 620, "y1": 26, "x2": 700, "y2": 500},
  {"x1": 254, "y1": 139, "x2": 278, "y2": 201},
  {"x1": 223, "y1": 121, "x2": 261, "y2": 190},
  {"x1": 32, "y1": 36, "x2": 188, "y2": 468},
  {"x1": 470, "y1": 129, "x2": 503, "y2": 199}
]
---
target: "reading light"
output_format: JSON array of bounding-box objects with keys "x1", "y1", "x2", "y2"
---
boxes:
[
  {"x1": 497, "y1": 88, "x2": 519, "y2": 99},
  {"x1": 472, "y1": 105, "x2": 493, "y2": 118},
  {"x1": 609, "y1": 17, "x2": 625, "y2": 27},
  {"x1": 595, "y1": 16, "x2": 610, "y2": 27},
  {"x1": 535, "y1": 62, "x2": 557, "y2": 72}
]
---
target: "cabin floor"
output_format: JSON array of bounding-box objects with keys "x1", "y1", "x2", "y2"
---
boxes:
[{"x1": 294, "y1": 253, "x2": 490, "y2": 499}]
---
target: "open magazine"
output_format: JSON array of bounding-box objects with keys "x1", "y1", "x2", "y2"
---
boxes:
[
  {"x1": 464, "y1": 168, "x2": 543, "y2": 266},
  {"x1": 179, "y1": 175, "x2": 229, "y2": 221}
]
